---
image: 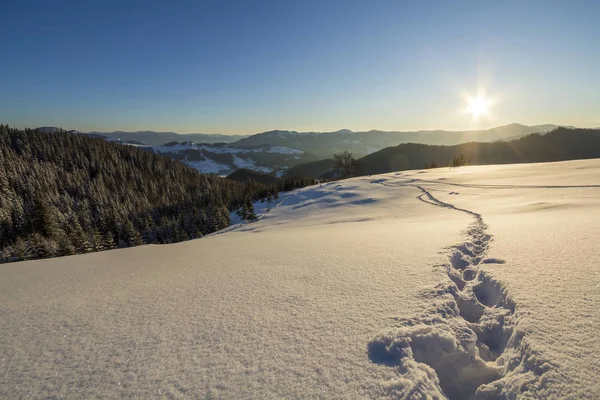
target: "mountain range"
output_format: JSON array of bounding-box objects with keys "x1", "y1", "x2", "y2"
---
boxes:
[
  {"x1": 85, "y1": 130, "x2": 248, "y2": 145},
  {"x1": 230, "y1": 123, "x2": 564, "y2": 158},
  {"x1": 287, "y1": 127, "x2": 600, "y2": 179},
  {"x1": 36, "y1": 123, "x2": 569, "y2": 176}
]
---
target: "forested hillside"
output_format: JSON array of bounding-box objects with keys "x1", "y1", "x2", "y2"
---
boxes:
[
  {"x1": 0, "y1": 126, "x2": 308, "y2": 263},
  {"x1": 286, "y1": 128, "x2": 600, "y2": 178},
  {"x1": 226, "y1": 169, "x2": 279, "y2": 184},
  {"x1": 284, "y1": 159, "x2": 335, "y2": 179},
  {"x1": 355, "y1": 127, "x2": 600, "y2": 175}
]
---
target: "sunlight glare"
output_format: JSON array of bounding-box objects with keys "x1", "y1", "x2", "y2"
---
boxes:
[{"x1": 466, "y1": 96, "x2": 490, "y2": 119}]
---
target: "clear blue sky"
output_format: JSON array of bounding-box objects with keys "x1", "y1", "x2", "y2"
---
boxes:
[{"x1": 1, "y1": 0, "x2": 598, "y2": 134}]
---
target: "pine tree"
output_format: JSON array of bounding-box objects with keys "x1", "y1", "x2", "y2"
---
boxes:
[
  {"x1": 91, "y1": 229, "x2": 104, "y2": 252},
  {"x1": 141, "y1": 214, "x2": 157, "y2": 244},
  {"x1": 244, "y1": 199, "x2": 257, "y2": 221},
  {"x1": 32, "y1": 195, "x2": 59, "y2": 238},
  {"x1": 11, "y1": 239, "x2": 31, "y2": 261},
  {"x1": 50, "y1": 232, "x2": 70, "y2": 257},
  {"x1": 102, "y1": 231, "x2": 115, "y2": 250},
  {"x1": 121, "y1": 220, "x2": 143, "y2": 247},
  {"x1": 452, "y1": 154, "x2": 466, "y2": 167},
  {"x1": 30, "y1": 233, "x2": 57, "y2": 259},
  {"x1": 71, "y1": 221, "x2": 93, "y2": 253},
  {"x1": 236, "y1": 206, "x2": 245, "y2": 220},
  {"x1": 0, "y1": 126, "x2": 317, "y2": 263}
]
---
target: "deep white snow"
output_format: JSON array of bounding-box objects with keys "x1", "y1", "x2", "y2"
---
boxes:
[
  {"x1": 231, "y1": 155, "x2": 272, "y2": 173},
  {"x1": 183, "y1": 158, "x2": 231, "y2": 175},
  {"x1": 0, "y1": 159, "x2": 598, "y2": 399}
]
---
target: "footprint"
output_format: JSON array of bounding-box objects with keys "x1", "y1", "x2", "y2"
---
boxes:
[
  {"x1": 447, "y1": 267, "x2": 466, "y2": 291},
  {"x1": 369, "y1": 325, "x2": 501, "y2": 400},
  {"x1": 410, "y1": 328, "x2": 501, "y2": 400},
  {"x1": 463, "y1": 267, "x2": 478, "y2": 281},
  {"x1": 472, "y1": 274, "x2": 509, "y2": 309},
  {"x1": 450, "y1": 251, "x2": 471, "y2": 270},
  {"x1": 482, "y1": 258, "x2": 506, "y2": 264},
  {"x1": 368, "y1": 185, "x2": 537, "y2": 399},
  {"x1": 473, "y1": 319, "x2": 514, "y2": 361},
  {"x1": 453, "y1": 291, "x2": 485, "y2": 323}
]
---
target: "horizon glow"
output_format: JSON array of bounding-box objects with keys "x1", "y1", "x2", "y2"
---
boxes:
[{"x1": 1, "y1": 1, "x2": 599, "y2": 134}]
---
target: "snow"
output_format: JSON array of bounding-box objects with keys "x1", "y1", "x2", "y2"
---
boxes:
[
  {"x1": 153, "y1": 143, "x2": 301, "y2": 174},
  {"x1": 184, "y1": 158, "x2": 231, "y2": 175},
  {"x1": 154, "y1": 142, "x2": 303, "y2": 155},
  {"x1": 1, "y1": 159, "x2": 599, "y2": 399},
  {"x1": 226, "y1": 195, "x2": 289, "y2": 227},
  {"x1": 231, "y1": 155, "x2": 273, "y2": 173},
  {"x1": 365, "y1": 160, "x2": 600, "y2": 398},
  {"x1": 103, "y1": 137, "x2": 151, "y2": 148}
]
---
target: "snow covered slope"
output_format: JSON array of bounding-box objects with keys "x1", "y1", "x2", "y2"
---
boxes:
[{"x1": 0, "y1": 160, "x2": 598, "y2": 399}]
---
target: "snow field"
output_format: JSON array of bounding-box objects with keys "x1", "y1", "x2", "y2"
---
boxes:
[
  {"x1": 0, "y1": 159, "x2": 598, "y2": 399},
  {"x1": 0, "y1": 180, "x2": 470, "y2": 399},
  {"x1": 368, "y1": 184, "x2": 528, "y2": 399},
  {"x1": 367, "y1": 159, "x2": 600, "y2": 398}
]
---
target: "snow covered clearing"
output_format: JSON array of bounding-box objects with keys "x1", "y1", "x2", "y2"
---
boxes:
[
  {"x1": 231, "y1": 155, "x2": 272, "y2": 173},
  {"x1": 153, "y1": 142, "x2": 303, "y2": 156},
  {"x1": 1, "y1": 159, "x2": 598, "y2": 399},
  {"x1": 152, "y1": 143, "x2": 303, "y2": 174},
  {"x1": 183, "y1": 158, "x2": 231, "y2": 175}
]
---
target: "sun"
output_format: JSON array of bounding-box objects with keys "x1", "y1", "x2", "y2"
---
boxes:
[{"x1": 466, "y1": 96, "x2": 490, "y2": 119}]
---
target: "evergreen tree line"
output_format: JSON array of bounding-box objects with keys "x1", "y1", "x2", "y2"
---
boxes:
[
  {"x1": 287, "y1": 128, "x2": 600, "y2": 179},
  {"x1": 0, "y1": 126, "x2": 314, "y2": 263},
  {"x1": 354, "y1": 127, "x2": 600, "y2": 176}
]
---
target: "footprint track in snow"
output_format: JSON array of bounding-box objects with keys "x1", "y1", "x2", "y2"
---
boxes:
[{"x1": 368, "y1": 183, "x2": 545, "y2": 399}]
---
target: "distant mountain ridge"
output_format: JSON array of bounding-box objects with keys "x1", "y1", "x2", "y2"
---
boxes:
[
  {"x1": 35, "y1": 123, "x2": 571, "y2": 175},
  {"x1": 38, "y1": 123, "x2": 565, "y2": 149},
  {"x1": 286, "y1": 127, "x2": 600, "y2": 178},
  {"x1": 231, "y1": 123, "x2": 565, "y2": 158},
  {"x1": 86, "y1": 130, "x2": 249, "y2": 145}
]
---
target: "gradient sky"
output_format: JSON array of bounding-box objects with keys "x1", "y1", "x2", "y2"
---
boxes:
[{"x1": 1, "y1": 0, "x2": 598, "y2": 134}]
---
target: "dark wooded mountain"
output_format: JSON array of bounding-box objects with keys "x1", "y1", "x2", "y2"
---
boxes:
[
  {"x1": 226, "y1": 169, "x2": 279, "y2": 184},
  {"x1": 287, "y1": 128, "x2": 600, "y2": 178},
  {"x1": 285, "y1": 159, "x2": 335, "y2": 179},
  {"x1": 0, "y1": 126, "x2": 313, "y2": 264},
  {"x1": 233, "y1": 124, "x2": 563, "y2": 159},
  {"x1": 356, "y1": 127, "x2": 600, "y2": 175}
]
